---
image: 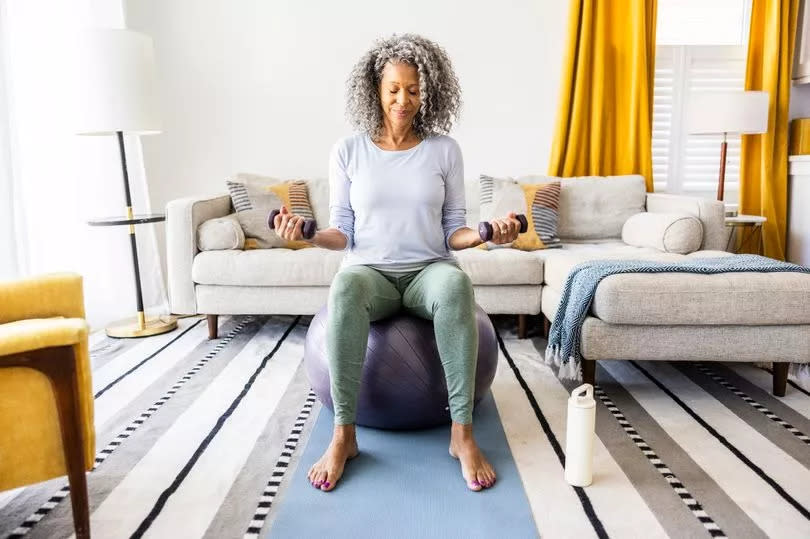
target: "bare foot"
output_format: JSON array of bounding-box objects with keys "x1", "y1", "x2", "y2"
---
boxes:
[
  {"x1": 307, "y1": 424, "x2": 359, "y2": 492},
  {"x1": 448, "y1": 421, "x2": 496, "y2": 491}
]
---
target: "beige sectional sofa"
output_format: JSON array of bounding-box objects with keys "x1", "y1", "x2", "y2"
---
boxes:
[{"x1": 166, "y1": 174, "x2": 810, "y2": 395}]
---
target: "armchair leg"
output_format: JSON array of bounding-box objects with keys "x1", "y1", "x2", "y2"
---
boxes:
[
  {"x1": 582, "y1": 358, "x2": 596, "y2": 386},
  {"x1": 773, "y1": 362, "x2": 789, "y2": 397},
  {"x1": 207, "y1": 315, "x2": 218, "y2": 340},
  {"x1": 542, "y1": 315, "x2": 551, "y2": 339},
  {"x1": 0, "y1": 346, "x2": 91, "y2": 539},
  {"x1": 517, "y1": 314, "x2": 527, "y2": 339}
]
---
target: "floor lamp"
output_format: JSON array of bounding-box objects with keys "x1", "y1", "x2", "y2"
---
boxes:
[
  {"x1": 74, "y1": 29, "x2": 176, "y2": 338},
  {"x1": 686, "y1": 90, "x2": 769, "y2": 202}
]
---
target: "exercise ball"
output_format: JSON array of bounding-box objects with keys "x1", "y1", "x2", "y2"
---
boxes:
[{"x1": 304, "y1": 304, "x2": 498, "y2": 430}]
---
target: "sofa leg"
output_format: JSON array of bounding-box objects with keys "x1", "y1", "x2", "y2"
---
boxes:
[
  {"x1": 582, "y1": 358, "x2": 596, "y2": 386},
  {"x1": 517, "y1": 314, "x2": 527, "y2": 339},
  {"x1": 542, "y1": 315, "x2": 551, "y2": 338},
  {"x1": 207, "y1": 315, "x2": 218, "y2": 340},
  {"x1": 773, "y1": 362, "x2": 789, "y2": 397}
]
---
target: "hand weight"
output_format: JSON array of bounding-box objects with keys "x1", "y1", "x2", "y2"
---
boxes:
[
  {"x1": 268, "y1": 209, "x2": 317, "y2": 240},
  {"x1": 478, "y1": 214, "x2": 528, "y2": 242}
]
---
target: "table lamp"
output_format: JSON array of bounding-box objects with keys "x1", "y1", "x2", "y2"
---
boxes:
[
  {"x1": 74, "y1": 28, "x2": 176, "y2": 338},
  {"x1": 686, "y1": 90, "x2": 769, "y2": 202}
]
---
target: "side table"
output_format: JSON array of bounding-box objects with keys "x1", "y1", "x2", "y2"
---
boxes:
[
  {"x1": 725, "y1": 214, "x2": 766, "y2": 255},
  {"x1": 88, "y1": 213, "x2": 177, "y2": 338}
]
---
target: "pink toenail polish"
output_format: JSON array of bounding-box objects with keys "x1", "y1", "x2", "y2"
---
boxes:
[{"x1": 323, "y1": 482, "x2": 330, "y2": 488}]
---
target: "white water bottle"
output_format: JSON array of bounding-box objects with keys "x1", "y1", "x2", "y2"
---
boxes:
[{"x1": 564, "y1": 383, "x2": 596, "y2": 487}]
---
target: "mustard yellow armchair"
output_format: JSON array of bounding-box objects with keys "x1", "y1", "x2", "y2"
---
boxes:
[{"x1": 0, "y1": 273, "x2": 95, "y2": 539}]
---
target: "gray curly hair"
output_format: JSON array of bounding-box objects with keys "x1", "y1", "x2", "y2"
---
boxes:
[{"x1": 345, "y1": 33, "x2": 462, "y2": 140}]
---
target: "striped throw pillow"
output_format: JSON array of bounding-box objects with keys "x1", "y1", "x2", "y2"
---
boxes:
[
  {"x1": 225, "y1": 174, "x2": 317, "y2": 249},
  {"x1": 479, "y1": 174, "x2": 562, "y2": 251}
]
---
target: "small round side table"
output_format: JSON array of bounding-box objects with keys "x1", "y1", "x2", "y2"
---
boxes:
[
  {"x1": 88, "y1": 213, "x2": 177, "y2": 338},
  {"x1": 725, "y1": 214, "x2": 766, "y2": 255}
]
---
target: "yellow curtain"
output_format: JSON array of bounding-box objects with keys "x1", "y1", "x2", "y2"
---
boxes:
[
  {"x1": 548, "y1": 0, "x2": 657, "y2": 191},
  {"x1": 740, "y1": 0, "x2": 799, "y2": 260}
]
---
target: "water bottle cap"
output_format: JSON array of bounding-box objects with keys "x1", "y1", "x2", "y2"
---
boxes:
[{"x1": 569, "y1": 383, "x2": 595, "y2": 408}]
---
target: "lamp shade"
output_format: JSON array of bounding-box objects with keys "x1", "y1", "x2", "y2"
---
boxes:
[
  {"x1": 73, "y1": 29, "x2": 161, "y2": 136},
  {"x1": 686, "y1": 90, "x2": 769, "y2": 135}
]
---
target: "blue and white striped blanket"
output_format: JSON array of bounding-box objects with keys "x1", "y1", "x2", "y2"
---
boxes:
[{"x1": 545, "y1": 254, "x2": 810, "y2": 380}]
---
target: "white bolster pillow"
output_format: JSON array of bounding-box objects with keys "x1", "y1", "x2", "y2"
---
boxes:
[{"x1": 622, "y1": 212, "x2": 703, "y2": 254}]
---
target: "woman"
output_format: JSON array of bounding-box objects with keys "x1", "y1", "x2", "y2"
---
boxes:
[{"x1": 273, "y1": 33, "x2": 520, "y2": 492}]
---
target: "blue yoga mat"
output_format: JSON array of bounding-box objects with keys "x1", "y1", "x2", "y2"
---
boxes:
[{"x1": 267, "y1": 391, "x2": 539, "y2": 538}]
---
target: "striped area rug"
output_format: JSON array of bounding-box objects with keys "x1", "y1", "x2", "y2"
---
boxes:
[{"x1": 1, "y1": 314, "x2": 810, "y2": 538}]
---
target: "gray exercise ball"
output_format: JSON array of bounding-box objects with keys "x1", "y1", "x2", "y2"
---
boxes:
[{"x1": 304, "y1": 304, "x2": 498, "y2": 430}]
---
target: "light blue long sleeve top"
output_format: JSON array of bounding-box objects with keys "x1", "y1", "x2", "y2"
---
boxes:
[{"x1": 328, "y1": 132, "x2": 467, "y2": 271}]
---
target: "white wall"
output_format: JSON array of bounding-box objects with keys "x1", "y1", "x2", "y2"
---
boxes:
[{"x1": 124, "y1": 0, "x2": 570, "y2": 285}]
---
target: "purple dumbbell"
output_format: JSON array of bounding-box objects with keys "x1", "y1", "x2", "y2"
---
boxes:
[
  {"x1": 268, "y1": 209, "x2": 317, "y2": 240},
  {"x1": 478, "y1": 214, "x2": 528, "y2": 242}
]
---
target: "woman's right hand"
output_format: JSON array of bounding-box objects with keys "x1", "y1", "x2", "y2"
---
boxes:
[{"x1": 273, "y1": 205, "x2": 306, "y2": 242}]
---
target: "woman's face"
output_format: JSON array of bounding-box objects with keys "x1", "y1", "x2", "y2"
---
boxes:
[{"x1": 378, "y1": 61, "x2": 421, "y2": 132}]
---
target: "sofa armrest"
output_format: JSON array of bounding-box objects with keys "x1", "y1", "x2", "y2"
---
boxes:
[
  {"x1": 166, "y1": 194, "x2": 232, "y2": 314},
  {"x1": 645, "y1": 193, "x2": 726, "y2": 251}
]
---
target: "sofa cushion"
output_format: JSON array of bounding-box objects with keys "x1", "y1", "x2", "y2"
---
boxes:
[
  {"x1": 454, "y1": 248, "x2": 544, "y2": 285},
  {"x1": 192, "y1": 248, "x2": 345, "y2": 286},
  {"x1": 557, "y1": 175, "x2": 647, "y2": 241},
  {"x1": 621, "y1": 212, "x2": 703, "y2": 254},
  {"x1": 539, "y1": 242, "x2": 678, "y2": 290},
  {"x1": 592, "y1": 271, "x2": 810, "y2": 325}
]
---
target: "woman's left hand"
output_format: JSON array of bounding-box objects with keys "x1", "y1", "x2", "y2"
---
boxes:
[{"x1": 488, "y1": 212, "x2": 522, "y2": 245}]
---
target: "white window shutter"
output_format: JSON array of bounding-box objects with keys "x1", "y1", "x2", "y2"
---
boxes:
[
  {"x1": 652, "y1": 49, "x2": 675, "y2": 192},
  {"x1": 682, "y1": 47, "x2": 746, "y2": 197},
  {"x1": 652, "y1": 45, "x2": 746, "y2": 202}
]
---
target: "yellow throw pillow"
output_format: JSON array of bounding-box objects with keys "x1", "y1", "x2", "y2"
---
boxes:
[
  {"x1": 478, "y1": 175, "x2": 562, "y2": 251},
  {"x1": 226, "y1": 174, "x2": 316, "y2": 250}
]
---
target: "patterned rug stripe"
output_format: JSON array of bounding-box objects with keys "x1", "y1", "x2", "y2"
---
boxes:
[
  {"x1": 589, "y1": 363, "x2": 765, "y2": 539},
  {"x1": 601, "y1": 360, "x2": 810, "y2": 537},
  {"x1": 630, "y1": 361, "x2": 810, "y2": 520},
  {"x1": 93, "y1": 318, "x2": 224, "y2": 432},
  {"x1": 94, "y1": 319, "x2": 204, "y2": 399},
  {"x1": 490, "y1": 355, "x2": 601, "y2": 537},
  {"x1": 593, "y1": 385, "x2": 725, "y2": 537},
  {"x1": 134, "y1": 319, "x2": 304, "y2": 539},
  {"x1": 727, "y1": 364, "x2": 810, "y2": 419},
  {"x1": 670, "y1": 363, "x2": 810, "y2": 470},
  {"x1": 694, "y1": 364, "x2": 810, "y2": 445},
  {"x1": 90, "y1": 317, "x2": 203, "y2": 394},
  {"x1": 81, "y1": 318, "x2": 294, "y2": 538},
  {"x1": 130, "y1": 317, "x2": 300, "y2": 538},
  {"x1": 493, "y1": 329, "x2": 609, "y2": 539},
  {"x1": 3, "y1": 316, "x2": 253, "y2": 539},
  {"x1": 244, "y1": 392, "x2": 317, "y2": 538},
  {"x1": 502, "y1": 337, "x2": 679, "y2": 538}
]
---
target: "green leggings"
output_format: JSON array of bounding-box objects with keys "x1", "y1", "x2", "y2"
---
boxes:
[{"x1": 326, "y1": 261, "x2": 479, "y2": 425}]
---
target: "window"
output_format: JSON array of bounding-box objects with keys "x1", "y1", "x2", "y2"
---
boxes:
[{"x1": 653, "y1": 0, "x2": 751, "y2": 204}]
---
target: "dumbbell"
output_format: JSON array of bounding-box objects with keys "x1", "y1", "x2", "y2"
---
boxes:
[
  {"x1": 268, "y1": 209, "x2": 317, "y2": 240},
  {"x1": 478, "y1": 214, "x2": 528, "y2": 242}
]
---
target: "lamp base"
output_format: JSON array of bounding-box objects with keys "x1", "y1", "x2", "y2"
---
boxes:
[{"x1": 106, "y1": 314, "x2": 178, "y2": 338}]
